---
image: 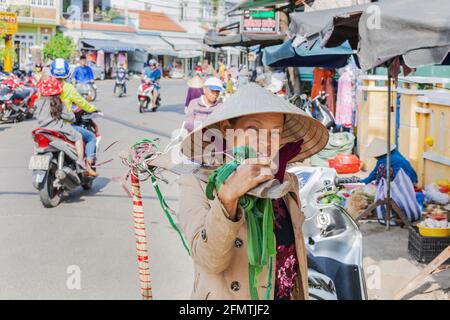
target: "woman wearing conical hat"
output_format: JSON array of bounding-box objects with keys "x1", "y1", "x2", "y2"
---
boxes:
[
  {"x1": 361, "y1": 138, "x2": 418, "y2": 185},
  {"x1": 178, "y1": 84, "x2": 329, "y2": 300},
  {"x1": 184, "y1": 66, "x2": 204, "y2": 113}
]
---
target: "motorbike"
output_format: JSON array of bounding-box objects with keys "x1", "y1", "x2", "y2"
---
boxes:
[
  {"x1": 115, "y1": 69, "x2": 127, "y2": 98},
  {"x1": 75, "y1": 81, "x2": 97, "y2": 102},
  {"x1": 29, "y1": 110, "x2": 102, "y2": 208},
  {"x1": 137, "y1": 78, "x2": 161, "y2": 113},
  {"x1": 288, "y1": 166, "x2": 368, "y2": 300},
  {"x1": 290, "y1": 91, "x2": 336, "y2": 130},
  {"x1": 0, "y1": 76, "x2": 38, "y2": 122}
]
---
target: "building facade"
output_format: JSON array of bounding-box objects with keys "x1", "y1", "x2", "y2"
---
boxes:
[
  {"x1": 0, "y1": 0, "x2": 61, "y2": 68},
  {"x1": 58, "y1": 0, "x2": 238, "y2": 76}
]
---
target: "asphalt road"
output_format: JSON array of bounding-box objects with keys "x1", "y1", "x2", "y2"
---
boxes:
[{"x1": 0, "y1": 79, "x2": 194, "y2": 299}]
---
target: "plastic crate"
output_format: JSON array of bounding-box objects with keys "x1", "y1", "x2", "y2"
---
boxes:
[{"x1": 408, "y1": 226, "x2": 450, "y2": 264}]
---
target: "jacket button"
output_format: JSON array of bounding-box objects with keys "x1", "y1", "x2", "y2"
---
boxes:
[
  {"x1": 201, "y1": 229, "x2": 207, "y2": 242},
  {"x1": 234, "y1": 238, "x2": 243, "y2": 248},
  {"x1": 231, "y1": 281, "x2": 240, "y2": 292}
]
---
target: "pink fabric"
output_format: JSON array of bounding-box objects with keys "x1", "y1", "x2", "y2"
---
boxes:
[{"x1": 335, "y1": 70, "x2": 353, "y2": 127}]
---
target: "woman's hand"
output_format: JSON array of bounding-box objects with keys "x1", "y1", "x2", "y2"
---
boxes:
[{"x1": 218, "y1": 158, "x2": 275, "y2": 220}]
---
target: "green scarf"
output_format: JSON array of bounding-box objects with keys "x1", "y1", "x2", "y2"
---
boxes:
[{"x1": 206, "y1": 146, "x2": 276, "y2": 300}]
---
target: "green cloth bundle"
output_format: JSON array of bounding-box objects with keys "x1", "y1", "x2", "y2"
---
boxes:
[{"x1": 206, "y1": 146, "x2": 276, "y2": 300}]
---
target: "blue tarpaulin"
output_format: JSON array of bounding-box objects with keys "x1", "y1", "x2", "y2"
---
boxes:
[{"x1": 262, "y1": 39, "x2": 355, "y2": 68}]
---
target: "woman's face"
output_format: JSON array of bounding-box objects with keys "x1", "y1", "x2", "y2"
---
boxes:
[
  {"x1": 204, "y1": 87, "x2": 220, "y2": 104},
  {"x1": 224, "y1": 113, "x2": 284, "y2": 159}
]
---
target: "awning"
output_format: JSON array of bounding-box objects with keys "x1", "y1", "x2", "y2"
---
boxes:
[
  {"x1": 62, "y1": 30, "x2": 115, "y2": 43},
  {"x1": 161, "y1": 36, "x2": 200, "y2": 51},
  {"x1": 226, "y1": 0, "x2": 291, "y2": 15},
  {"x1": 177, "y1": 50, "x2": 203, "y2": 59},
  {"x1": 110, "y1": 33, "x2": 178, "y2": 56},
  {"x1": 193, "y1": 40, "x2": 221, "y2": 53},
  {"x1": 80, "y1": 39, "x2": 136, "y2": 53},
  {"x1": 263, "y1": 39, "x2": 354, "y2": 68},
  {"x1": 204, "y1": 33, "x2": 285, "y2": 48}
]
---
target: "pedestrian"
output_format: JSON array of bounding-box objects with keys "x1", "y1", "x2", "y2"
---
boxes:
[
  {"x1": 217, "y1": 60, "x2": 226, "y2": 81},
  {"x1": 362, "y1": 138, "x2": 418, "y2": 185},
  {"x1": 184, "y1": 67, "x2": 204, "y2": 113},
  {"x1": 35, "y1": 77, "x2": 86, "y2": 170},
  {"x1": 225, "y1": 73, "x2": 234, "y2": 95},
  {"x1": 202, "y1": 59, "x2": 216, "y2": 77},
  {"x1": 184, "y1": 77, "x2": 223, "y2": 133},
  {"x1": 178, "y1": 84, "x2": 329, "y2": 300}
]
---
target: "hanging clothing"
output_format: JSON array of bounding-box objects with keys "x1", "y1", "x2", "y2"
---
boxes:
[
  {"x1": 118, "y1": 52, "x2": 127, "y2": 65},
  {"x1": 97, "y1": 50, "x2": 105, "y2": 68},
  {"x1": 311, "y1": 68, "x2": 336, "y2": 115},
  {"x1": 335, "y1": 69, "x2": 354, "y2": 127}
]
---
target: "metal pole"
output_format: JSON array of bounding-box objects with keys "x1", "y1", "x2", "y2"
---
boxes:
[{"x1": 386, "y1": 73, "x2": 392, "y2": 230}]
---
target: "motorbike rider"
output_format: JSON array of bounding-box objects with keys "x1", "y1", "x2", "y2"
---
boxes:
[
  {"x1": 35, "y1": 76, "x2": 86, "y2": 170},
  {"x1": 34, "y1": 62, "x2": 45, "y2": 82},
  {"x1": 143, "y1": 59, "x2": 161, "y2": 109},
  {"x1": 113, "y1": 62, "x2": 128, "y2": 96},
  {"x1": 51, "y1": 58, "x2": 99, "y2": 177},
  {"x1": 72, "y1": 55, "x2": 94, "y2": 85}
]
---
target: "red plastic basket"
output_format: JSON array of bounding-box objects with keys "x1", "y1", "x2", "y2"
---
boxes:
[{"x1": 328, "y1": 154, "x2": 361, "y2": 174}]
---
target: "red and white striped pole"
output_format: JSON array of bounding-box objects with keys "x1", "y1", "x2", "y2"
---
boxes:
[{"x1": 131, "y1": 173, "x2": 153, "y2": 300}]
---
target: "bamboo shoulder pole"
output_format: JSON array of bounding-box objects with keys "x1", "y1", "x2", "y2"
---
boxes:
[{"x1": 131, "y1": 173, "x2": 153, "y2": 300}]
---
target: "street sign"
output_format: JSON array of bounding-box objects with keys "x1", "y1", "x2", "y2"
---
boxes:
[
  {"x1": 0, "y1": 11, "x2": 18, "y2": 35},
  {"x1": 241, "y1": 8, "x2": 279, "y2": 33}
]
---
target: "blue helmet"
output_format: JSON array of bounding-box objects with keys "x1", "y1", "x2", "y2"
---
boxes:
[{"x1": 50, "y1": 58, "x2": 70, "y2": 78}]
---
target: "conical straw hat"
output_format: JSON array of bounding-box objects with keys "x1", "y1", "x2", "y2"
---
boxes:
[
  {"x1": 187, "y1": 75, "x2": 204, "y2": 89},
  {"x1": 181, "y1": 83, "x2": 329, "y2": 165},
  {"x1": 364, "y1": 138, "x2": 396, "y2": 158}
]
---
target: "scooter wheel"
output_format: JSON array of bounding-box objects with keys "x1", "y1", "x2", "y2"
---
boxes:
[{"x1": 39, "y1": 167, "x2": 62, "y2": 208}]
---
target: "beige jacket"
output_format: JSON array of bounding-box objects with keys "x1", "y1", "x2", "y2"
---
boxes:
[{"x1": 178, "y1": 172, "x2": 309, "y2": 300}]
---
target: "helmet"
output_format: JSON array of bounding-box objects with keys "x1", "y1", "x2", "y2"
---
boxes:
[
  {"x1": 50, "y1": 58, "x2": 70, "y2": 78},
  {"x1": 149, "y1": 59, "x2": 157, "y2": 66}
]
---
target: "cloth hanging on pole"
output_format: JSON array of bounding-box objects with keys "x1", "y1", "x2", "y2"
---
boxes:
[
  {"x1": 311, "y1": 68, "x2": 336, "y2": 114},
  {"x1": 335, "y1": 68, "x2": 353, "y2": 127}
]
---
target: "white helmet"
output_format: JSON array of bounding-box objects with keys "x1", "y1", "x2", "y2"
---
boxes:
[{"x1": 149, "y1": 59, "x2": 158, "y2": 66}]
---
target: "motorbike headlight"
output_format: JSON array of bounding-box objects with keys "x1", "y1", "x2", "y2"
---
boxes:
[{"x1": 311, "y1": 204, "x2": 357, "y2": 239}]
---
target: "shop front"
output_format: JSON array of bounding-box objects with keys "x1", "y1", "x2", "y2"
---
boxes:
[
  {"x1": 79, "y1": 38, "x2": 136, "y2": 78},
  {"x1": 161, "y1": 35, "x2": 202, "y2": 77}
]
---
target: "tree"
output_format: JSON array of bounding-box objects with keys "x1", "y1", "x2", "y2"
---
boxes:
[{"x1": 43, "y1": 32, "x2": 77, "y2": 61}]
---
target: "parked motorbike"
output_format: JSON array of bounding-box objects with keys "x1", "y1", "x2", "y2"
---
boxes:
[
  {"x1": 290, "y1": 91, "x2": 336, "y2": 130},
  {"x1": 29, "y1": 110, "x2": 102, "y2": 208},
  {"x1": 288, "y1": 166, "x2": 368, "y2": 300},
  {"x1": 76, "y1": 81, "x2": 97, "y2": 102},
  {"x1": 137, "y1": 78, "x2": 161, "y2": 113},
  {"x1": 115, "y1": 69, "x2": 127, "y2": 98},
  {"x1": 0, "y1": 76, "x2": 38, "y2": 122}
]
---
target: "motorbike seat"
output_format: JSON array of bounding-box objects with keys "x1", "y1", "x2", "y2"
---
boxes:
[
  {"x1": 32, "y1": 128, "x2": 75, "y2": 145},
  {"x1": 13, "y1": 88, "x2": 32, "y2": 100}
]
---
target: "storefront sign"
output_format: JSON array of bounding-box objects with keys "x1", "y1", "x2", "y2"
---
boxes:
[
  {"x1": 241, "y1": 8, "x2": 279, "y2": 33},
  {"x1": 0, "y1": 11, "x2": 18, "y2": 35}
]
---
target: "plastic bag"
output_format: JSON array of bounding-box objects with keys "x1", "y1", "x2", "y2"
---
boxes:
[
  {"x1": 375, "y1": 169, "x2": 421, "y2": 226},
  {"x1": 424, "y1": 183, "x2": 450, "y2": 205}
]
